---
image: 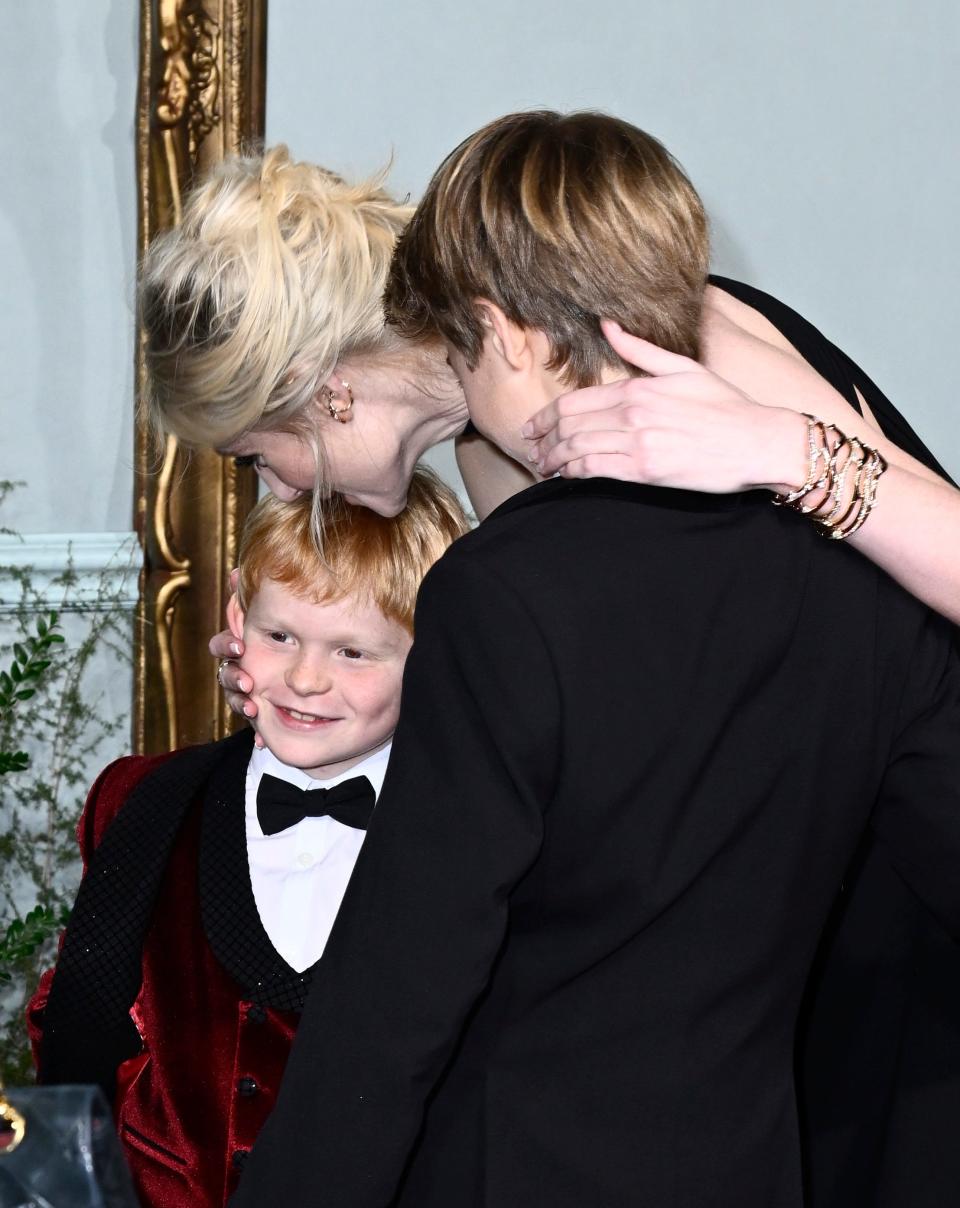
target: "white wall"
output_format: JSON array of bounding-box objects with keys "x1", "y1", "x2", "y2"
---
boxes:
[
  {"x1": 267, "y1": 0, "x2": 960, "y2": 484},
  {"x1": 0, "y1": 2, "x2": 137, "y2": 787},
  {"x1": 0, "y1": 0, "x2": 136, "y2": 535},
  {"x1": 0, "y1": 3, "x2": 954, "y2": 593}
]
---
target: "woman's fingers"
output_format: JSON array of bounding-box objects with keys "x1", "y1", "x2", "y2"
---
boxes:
[
  {"x1": 229, "y1": 691, "x2": 258, "y2": 719},
  {"x1": 537, "y1": 429, "x2": 644, "y2": 479},
  {"x1": 219, "y1": 659, "x2": 256, "y2": 717},
  {"x1": 556, "y1": 453, "x2": 639, "y2": 480},
  {"x1": 529, "y1": 406, "x2": 633, "y2": 462},
  {"x1": 220, "y1": 660, "x2": 252, "y2": 697},
  {"x1": 210, "y1": 628, "x2": 243, "y2": 659},
  {"x1": 211, "y1": 626, "x2": 256, "y2": 717},
  {"x1": 523, "y1": 322, "x2": 803, "y2": 493},
  {"x1": 212, "y1": 577, "x2": 257, "y2": 718},
  {"x1": 524, "y1": 326, "x2": 702, "y2": 440},
  {"x1": 522, "y1": 383, "x2": 628, "y2": 440}
]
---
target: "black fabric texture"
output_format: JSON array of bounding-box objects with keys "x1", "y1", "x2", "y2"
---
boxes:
[
  {"x1": 199, "y1": 746, "x2": 320, "y2": 1014},
  {"x1": 39, "y1": 731, "x2": 253, "y2": 1095}
]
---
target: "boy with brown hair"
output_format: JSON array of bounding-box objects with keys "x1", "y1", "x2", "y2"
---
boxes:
[
  {"x1": 232, "y1": 111, "x2": 960, "y2": 1208},
  {"x1": 28, "y1": 468, "x2": 467, "y2": 1208}
]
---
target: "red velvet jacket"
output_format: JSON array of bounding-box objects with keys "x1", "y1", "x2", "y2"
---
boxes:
[{"x1": 29, "y1": 734, "x2": 301, "y2": 1207}]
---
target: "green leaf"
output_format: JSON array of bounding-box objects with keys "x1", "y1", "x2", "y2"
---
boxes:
[
  {"x1": 0, "y1": 672, "x2": 11, "y2": 693},
  {"x1": 36, "y1": 617, "x2": 47, "y2": 637},
  {"x1": 10, "y1": 663, "x2": 22, "y2": 683},
  {"x1": 0, "y1": 750, "x2": 30, "y2": 775},
  {"x1": 47, "y1": 634, "x2": 66, "y2": 645},
  {"x1": 13, "y1": 643, "x2": 27, "y2": 664},
  {"x1": 14, "y1": 689, "x2": 35, "y2": 701}
]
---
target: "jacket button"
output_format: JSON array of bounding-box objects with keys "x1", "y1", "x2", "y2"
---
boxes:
[
  {"x1": 246, "y1": 1004, "x2": 267, "y2": 1024},
  {"x1": 231, "y1": 1149, "x2": 248, "y2": 1170},
  {"x1": 237, "y1": 1076, "x2": 259, "y2": 1098}
]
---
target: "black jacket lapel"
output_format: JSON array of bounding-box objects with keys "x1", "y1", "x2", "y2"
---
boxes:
[{"x1": 199, "y1": 738, "x2": 316, "y2": 1012}]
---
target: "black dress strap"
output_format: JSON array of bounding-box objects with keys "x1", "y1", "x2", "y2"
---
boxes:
[{"x1": 708, "y1": 275, "x2": 955, "y2": 486}]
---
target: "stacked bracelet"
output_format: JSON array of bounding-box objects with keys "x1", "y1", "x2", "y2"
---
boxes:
[{"x1": 772, "y1": 414, "x2": 888, "y2": 540}]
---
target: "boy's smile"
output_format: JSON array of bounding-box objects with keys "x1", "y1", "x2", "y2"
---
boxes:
[{"x1": 228, "y1": 578, "x2": 412, "y2": 780}]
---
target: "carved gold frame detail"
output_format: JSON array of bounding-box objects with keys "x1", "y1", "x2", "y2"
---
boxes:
[{"x1": 134, "y1": 0, "x2": 267, "y2": 754}]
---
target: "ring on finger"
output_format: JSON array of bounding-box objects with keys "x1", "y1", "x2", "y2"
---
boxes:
[{"x1": 217, "y1": 658, "x2": 234, "y2": 688}]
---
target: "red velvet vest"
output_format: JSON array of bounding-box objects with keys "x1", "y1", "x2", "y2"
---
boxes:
[
  {"x1": 30, "y1": 735, "x2": 305, "y2": 1208},
  {"x1": 116, "y1": 803, "x2": 298, "y2": 1207}
]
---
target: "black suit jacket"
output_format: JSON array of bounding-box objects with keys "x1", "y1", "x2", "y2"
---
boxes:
[{"x1": 232, "y1": 478, "x2": 960, "y2": 1208}]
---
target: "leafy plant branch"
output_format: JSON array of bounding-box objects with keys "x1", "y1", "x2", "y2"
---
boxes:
[{"x1": 0, "y1": 488, "x2": 133, "y2": 1080}]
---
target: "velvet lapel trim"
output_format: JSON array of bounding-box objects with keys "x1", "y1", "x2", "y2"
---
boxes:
[
  {"x1": 39, "y1": 730, "x2": 254, "y2": 1096},
  {"x1": 198, "y1": 739, "x2": 315, "y2": 1013}
]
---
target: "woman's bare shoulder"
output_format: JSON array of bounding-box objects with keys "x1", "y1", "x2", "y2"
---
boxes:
[{"x1": 701, "y1": 286, "x2": 883, "y2": 433}]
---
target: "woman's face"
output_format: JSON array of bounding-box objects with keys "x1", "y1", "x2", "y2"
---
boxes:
[
  {"x1": 225, "y1": 424, "x2": 413, "y2": 516},
  {"x1": 227, "y1": 430, "x2": 316, "y2": 502},
  {"x1": 222, "y1": 354, "x2": 465, "y2": 516}
]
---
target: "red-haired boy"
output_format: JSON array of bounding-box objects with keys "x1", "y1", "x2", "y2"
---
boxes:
[{"x1": 28, "y1": 469, "x2": 466, "y2": 1208}]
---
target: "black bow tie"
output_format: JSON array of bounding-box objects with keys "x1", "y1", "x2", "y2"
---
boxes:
[{"x1": 256, "y1": 773, "x2": 376, "y2": 836}]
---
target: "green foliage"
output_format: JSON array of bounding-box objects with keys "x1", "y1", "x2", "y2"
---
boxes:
[
  {"x1": 0, "y1": 610, "x2": 65, "y2": 728},
  {"x1": 0, "y1": 905, "x2": 71, "y2": 985},
  {"x1": 0, "y1": 488, "x2": 133, "y2": 1082},
  {"x1": 0, "y1": 481, "x2": 25, "y2": 538}
]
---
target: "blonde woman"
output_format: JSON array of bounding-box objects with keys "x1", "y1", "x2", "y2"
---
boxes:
[
  {"x1": 141, "y1": 126, "x2": 958, "y2": 1207},
  {"x1": 140, "y1": 147, "x2": 960, "y2": 630}
]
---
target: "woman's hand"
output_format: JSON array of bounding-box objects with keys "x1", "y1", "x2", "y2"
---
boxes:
[
  {"x1": 210, "y1": 571, "x2": 258, "y2": 720},
  {"x1": 523, "y1": 320, "x2": 807, "y2": 495},
  {"x1": 526, "y1": 321, "x2": 960, "y2": 627}
]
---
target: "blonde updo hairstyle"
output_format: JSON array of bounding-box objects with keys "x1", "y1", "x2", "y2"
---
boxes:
[{"x1": 139, "y1": 145, "x2": 414, "y2": 461}]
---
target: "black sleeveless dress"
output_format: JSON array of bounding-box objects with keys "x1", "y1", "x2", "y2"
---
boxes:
[{"x1": 712, "y1": 275, "x2": 960, "y2": 1208}]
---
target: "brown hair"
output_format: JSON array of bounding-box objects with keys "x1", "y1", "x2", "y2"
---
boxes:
[
  {"x1": 236, "y1": 466, "x2": 469, "y2": 634},
  {"x1": 385, "y1": 110, "x2": 709, "y2": 386}
]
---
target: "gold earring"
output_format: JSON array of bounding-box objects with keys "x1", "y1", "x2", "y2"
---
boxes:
[{"x1": 321, "y1": 380, "x2": 354, "y2": 423}]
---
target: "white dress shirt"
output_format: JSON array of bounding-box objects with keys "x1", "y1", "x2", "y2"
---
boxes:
[{"x1": 245, "y1": 742, "x2": 391, "y2": 973}]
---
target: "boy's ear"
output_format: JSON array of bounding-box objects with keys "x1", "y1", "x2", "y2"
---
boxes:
[
  {"x1": 474, "y1": 300, "x2": 531, "y2": 372},
  {"x1": 226, "y1": 593, "x2": 245, "y2": 642}
]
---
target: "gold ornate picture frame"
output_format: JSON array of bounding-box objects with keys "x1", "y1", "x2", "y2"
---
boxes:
[{"x1": 134, "y1": 0, "x2": 267, "y2": 754}]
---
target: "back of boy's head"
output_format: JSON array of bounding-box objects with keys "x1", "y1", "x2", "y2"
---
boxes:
[
  {"x1": 384, "y1": 110, "x2": 709, "y2": 387},
  {"x1": 236, "y1": 466, "x2": 469, "y2": 633}
]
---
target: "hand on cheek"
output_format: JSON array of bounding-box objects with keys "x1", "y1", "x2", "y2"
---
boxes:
[{"x1": 225, "y1": 593, "x2": 258, "y2": 718}]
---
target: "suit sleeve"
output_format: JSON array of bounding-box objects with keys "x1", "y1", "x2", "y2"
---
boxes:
[
  {"x1": 27, "y1": 755, "x2": 160, "y2": 1071},
  {"x1": 869, "y1": 611, "x2": 960, "y2": 935},
  {"x1": 231, "y1": 551, "x2": 561, "y2": 1207}
]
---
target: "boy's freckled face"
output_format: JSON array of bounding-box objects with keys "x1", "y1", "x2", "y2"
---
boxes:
[{"x1": 230, "y1": 578, "x2": 412, "y2": 780}]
